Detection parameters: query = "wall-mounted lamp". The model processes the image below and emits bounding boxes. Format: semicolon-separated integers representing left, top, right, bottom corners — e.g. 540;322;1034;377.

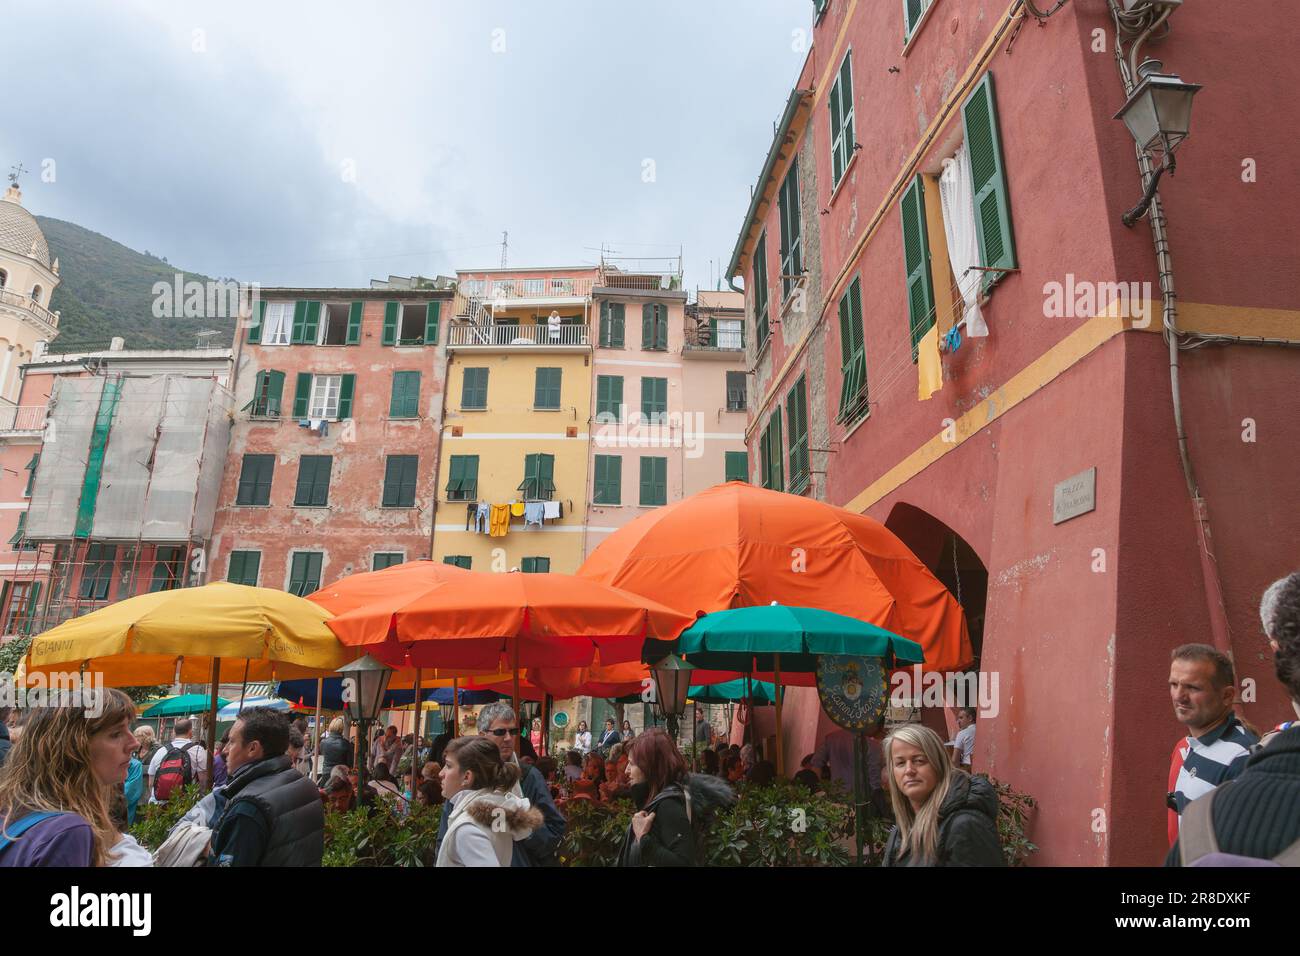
1114;59;1202;226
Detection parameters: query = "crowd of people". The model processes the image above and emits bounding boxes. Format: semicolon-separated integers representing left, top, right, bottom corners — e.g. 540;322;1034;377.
2;569;1299;868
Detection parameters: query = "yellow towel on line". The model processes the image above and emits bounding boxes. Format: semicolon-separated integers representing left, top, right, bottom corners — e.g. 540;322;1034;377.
917;325;943;401
489;504;511;537
509;501;526;518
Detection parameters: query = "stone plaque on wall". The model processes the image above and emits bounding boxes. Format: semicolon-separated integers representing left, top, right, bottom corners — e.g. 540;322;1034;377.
1053;467;1097;525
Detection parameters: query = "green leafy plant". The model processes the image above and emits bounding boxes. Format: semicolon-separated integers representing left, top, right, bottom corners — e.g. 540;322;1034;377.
130;782;204;852
323;803;443;867
704;780;854;867
980;774;1039;866
557;797;636;867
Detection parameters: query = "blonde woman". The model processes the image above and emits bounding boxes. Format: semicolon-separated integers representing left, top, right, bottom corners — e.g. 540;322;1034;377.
0;689;139;867
436;736;542;867
881;723;1004;867
317;715;354;785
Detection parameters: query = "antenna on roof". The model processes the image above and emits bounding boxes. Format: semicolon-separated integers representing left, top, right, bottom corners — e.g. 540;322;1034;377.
500;231;508;268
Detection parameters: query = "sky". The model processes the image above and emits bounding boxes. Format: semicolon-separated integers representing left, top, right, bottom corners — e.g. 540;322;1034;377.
4;1;814;293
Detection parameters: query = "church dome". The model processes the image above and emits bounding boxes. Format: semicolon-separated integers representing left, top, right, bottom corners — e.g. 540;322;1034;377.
0;186;52;269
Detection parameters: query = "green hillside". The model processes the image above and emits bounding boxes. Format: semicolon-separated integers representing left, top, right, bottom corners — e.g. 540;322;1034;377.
36;216;235;351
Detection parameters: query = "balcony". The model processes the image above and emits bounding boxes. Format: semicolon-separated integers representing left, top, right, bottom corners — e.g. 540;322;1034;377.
683;321;745;359
447;322;591;352
0;403;47;434
0;288;59;329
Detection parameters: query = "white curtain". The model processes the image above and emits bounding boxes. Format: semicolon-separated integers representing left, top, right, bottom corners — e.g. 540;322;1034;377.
939;141;987;337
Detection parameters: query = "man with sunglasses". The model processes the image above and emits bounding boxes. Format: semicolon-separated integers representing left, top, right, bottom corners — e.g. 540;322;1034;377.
433;701;565;866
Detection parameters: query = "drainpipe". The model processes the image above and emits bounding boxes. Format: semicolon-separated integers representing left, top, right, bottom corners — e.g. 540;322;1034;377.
1109;1;1232;658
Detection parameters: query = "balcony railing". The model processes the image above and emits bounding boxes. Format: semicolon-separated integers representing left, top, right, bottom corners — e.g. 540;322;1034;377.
0;288;58;327
0;404;47;433
448;323;590;348
684;323;745;351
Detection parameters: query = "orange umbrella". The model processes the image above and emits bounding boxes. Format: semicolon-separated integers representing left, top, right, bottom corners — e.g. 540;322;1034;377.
307;559;473;617
321;571;694;671
578;482;971;673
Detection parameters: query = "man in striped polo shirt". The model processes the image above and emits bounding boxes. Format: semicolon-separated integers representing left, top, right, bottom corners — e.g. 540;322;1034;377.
1166;643;1258;847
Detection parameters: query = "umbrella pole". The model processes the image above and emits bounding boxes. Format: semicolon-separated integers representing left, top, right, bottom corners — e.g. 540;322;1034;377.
205;657;221;794
853;731;867;866
512;641;521;716
773;653;785;778
237;658;250;715
412;668;423;778
745;671;753;748
313;678;323;782
452;678;460;737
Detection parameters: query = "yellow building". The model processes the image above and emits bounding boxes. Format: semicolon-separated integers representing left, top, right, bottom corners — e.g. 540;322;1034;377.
433;268;598;573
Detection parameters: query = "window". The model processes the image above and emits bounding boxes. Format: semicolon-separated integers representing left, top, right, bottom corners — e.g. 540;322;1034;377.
596;375;623;423
261;302;293;345
227;551;261;586
593;455;622;505
904;0;935;40
550;278;574;295
443;555;472;569
814;0;830;18
382;455;419;508
901;176;936;361
716;318;744;350
599;302;626;347
23;453;38;497
778;164;803;298
753;233;770;349
534;368;562;410
725;451;748;483
641;303;669;351
249;370;285;417
288;552;323;596
726;372;747;412
383;301;440;345
461;367;489;410
8;512;37;551
294;455;333;507
149;546;185;592
446;455;479;501
30;285;43;305
0;268;7;289
461;279;486;297
837;276;870;423
523;278;545;295
318;302;359;346
829;52;856;188
3;581;41;636
236;454;275;505
292;373;355;420
390;371;421;418
787;377;810;494
521;557;551;574
518;453;555;501
639;456;667;506
80;543;117;601
290;301;321;344
641;377;667;424
962;73;1017;292
373;552;404;571
759;409;784;491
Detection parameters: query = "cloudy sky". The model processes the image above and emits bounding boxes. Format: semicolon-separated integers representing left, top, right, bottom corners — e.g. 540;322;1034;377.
5;1;813;292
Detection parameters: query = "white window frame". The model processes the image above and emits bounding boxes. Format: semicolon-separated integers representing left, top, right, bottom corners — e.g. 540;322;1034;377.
317;302;352;346
523;278;544;295
717;318;744;350
263;302;293;346
462;279;486;297
550;277;574;294
309;374;342;420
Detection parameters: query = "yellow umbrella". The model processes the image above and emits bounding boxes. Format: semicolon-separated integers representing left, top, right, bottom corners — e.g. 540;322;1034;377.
22;582;350;686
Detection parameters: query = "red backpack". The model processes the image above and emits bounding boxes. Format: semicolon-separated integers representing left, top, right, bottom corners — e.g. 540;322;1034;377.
153;741;198;802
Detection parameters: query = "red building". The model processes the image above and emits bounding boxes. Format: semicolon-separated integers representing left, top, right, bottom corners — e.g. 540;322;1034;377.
210;284;453;595
728;0;1300;864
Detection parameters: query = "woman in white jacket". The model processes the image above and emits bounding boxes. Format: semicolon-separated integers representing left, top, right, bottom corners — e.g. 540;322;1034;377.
436;737;543;867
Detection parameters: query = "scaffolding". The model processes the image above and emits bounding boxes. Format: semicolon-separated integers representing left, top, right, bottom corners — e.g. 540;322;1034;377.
3;370;232;638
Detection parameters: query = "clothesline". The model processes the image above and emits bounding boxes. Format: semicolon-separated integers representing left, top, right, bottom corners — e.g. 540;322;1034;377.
464;499;565;536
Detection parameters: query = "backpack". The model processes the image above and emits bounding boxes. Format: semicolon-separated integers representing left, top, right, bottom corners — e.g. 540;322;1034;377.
681;773;737;864
1181;785;1300;866
153;741;199;802
0;811;66;858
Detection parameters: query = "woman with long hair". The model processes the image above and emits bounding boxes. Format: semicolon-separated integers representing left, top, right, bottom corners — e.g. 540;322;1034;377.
574;720;592;755
881;724;1004;867
0;688;138;867
617;728;695;867
436;737;542;867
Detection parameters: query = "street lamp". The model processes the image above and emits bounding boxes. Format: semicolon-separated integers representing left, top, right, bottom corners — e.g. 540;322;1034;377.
1114;60;1202;226
650;655;695;741
337;654;392;805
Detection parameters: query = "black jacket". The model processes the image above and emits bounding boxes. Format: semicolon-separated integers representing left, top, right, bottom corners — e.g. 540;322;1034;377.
317;733;354;784
210;755;324;866
883;773;1005;867
0;723;10;769
617;782;695;867
1166;726;1300;865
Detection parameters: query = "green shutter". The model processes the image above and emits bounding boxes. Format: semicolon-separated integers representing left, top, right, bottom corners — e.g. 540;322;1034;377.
963;72;1017;291
597;376;623;422
228;551;260;586
787;378;809;494
346;301;363;345
293;373;312;418
611;303;625;347
725;451;748;483
904;0;927;38
763;409;784;492
21;581;41;633
424;301;440;344
642;303;653;349
267;370;285;417
753;234;770;348
302;301;321;344
594;455;622;505
901;176;935;361
462;368;488;409
535;368;561;409
290;301;308;344
9;511;26;547
837;278;868;423
338;374;356;419
390;371;420;418
248;300;267;344
382;301;399;346
830;66;844;187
